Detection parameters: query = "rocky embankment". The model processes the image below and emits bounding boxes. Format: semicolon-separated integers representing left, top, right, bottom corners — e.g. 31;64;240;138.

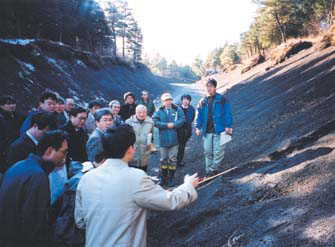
0;39;172;110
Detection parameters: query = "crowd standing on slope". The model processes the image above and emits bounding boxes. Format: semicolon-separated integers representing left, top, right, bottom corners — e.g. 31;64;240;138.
0;78;233;247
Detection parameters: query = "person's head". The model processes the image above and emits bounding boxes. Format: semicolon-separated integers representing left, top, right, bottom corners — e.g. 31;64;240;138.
55;97;65;113
39;91;57;112
124;92;135;105
161;93;173;108
109;100;121;115
141;91;149;101
181;94;192;107
102;124;136;162
37;130;69;167
94;108;113;131
29;112;57;140
65;98;75;112
206;79;217;96
69;107;87;128
88;100;103;114
135;105;147;121
0;95;16;112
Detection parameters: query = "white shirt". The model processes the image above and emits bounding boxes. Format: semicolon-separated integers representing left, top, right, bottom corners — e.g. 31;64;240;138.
26;130;38;145
75;159;197;247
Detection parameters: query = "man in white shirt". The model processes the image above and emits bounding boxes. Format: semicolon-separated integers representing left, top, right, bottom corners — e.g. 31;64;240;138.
75;124;199;247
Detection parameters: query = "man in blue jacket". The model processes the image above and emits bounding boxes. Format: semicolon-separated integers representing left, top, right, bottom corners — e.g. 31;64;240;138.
195;79;233;176
153;93;185;187
0;130;69;247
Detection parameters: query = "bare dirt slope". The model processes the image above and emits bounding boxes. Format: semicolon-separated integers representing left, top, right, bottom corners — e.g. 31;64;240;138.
147;46;335;246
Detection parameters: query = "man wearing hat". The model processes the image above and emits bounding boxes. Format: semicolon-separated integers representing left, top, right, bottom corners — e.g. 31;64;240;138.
153;93;185;187
195;79;233;177
120;92;137;121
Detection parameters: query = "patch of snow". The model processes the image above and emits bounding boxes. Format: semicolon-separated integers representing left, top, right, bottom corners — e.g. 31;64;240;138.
0;39;35;46
22;62;35;72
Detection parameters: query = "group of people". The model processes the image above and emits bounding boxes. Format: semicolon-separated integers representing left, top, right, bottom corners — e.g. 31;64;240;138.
0;78;233;247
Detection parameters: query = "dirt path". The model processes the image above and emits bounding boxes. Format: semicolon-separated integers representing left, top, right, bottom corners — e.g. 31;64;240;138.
147;47;335;247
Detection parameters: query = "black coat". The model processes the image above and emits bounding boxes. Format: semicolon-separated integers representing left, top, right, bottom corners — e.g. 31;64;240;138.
56;112;68;128
120;103;137;121
0;109;24;173
61;121;88;163
0;154;54;246
6;133;38;171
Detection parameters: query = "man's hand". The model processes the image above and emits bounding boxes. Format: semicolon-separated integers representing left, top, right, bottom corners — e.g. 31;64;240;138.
167;122;174;128
184;173;200;188
225;128;233;135
195;128;201;136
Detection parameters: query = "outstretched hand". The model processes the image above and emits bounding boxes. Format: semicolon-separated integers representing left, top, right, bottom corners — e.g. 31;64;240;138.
184;173;200;188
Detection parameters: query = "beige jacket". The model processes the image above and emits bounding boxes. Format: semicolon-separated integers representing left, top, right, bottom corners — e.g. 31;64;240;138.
126;116;154;167
75;159;197;247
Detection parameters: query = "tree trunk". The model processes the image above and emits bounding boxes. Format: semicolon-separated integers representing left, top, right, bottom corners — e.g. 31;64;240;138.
273;11;287;43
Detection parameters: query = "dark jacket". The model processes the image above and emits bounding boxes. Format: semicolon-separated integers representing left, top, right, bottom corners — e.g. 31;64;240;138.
54;162;90;246
195;93;233;136
57;112;68;128
153;104;185;147
20;109;57;135
6;133;38;171
177;104;196;142
0;154;54;246
86;128;104;162
138;98;156;117
61;121;88;163
0;108;23;173
120;103;137;121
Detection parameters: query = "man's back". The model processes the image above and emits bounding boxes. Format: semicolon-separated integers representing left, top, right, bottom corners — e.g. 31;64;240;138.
75;158;197;247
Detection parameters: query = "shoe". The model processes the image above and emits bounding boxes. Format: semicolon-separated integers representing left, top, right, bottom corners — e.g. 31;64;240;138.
166;169;175;187
177;161;185;167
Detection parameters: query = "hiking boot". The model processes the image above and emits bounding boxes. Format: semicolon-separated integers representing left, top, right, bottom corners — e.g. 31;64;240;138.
177;161;185;167
166;170;175;187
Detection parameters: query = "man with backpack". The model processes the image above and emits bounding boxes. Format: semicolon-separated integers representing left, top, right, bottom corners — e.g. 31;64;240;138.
195;79;233;177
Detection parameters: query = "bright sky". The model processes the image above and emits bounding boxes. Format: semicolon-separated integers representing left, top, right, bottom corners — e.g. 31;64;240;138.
100;0;257;65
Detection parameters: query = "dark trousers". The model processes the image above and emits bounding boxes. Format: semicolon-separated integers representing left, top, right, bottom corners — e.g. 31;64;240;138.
177;138;190;165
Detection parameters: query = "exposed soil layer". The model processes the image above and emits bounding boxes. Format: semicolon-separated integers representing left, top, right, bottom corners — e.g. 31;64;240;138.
147;46;335;247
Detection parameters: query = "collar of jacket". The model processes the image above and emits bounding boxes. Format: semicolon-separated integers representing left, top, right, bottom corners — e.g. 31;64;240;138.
204;93;220;103
159;103;178;111
28;153;55;174
129;115;152;124
104;158;129;169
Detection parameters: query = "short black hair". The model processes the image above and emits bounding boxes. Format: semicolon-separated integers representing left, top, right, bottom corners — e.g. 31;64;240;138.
0;95;16;105
39;90;58;103
206;79;217;88
88;100;103;109
69;106;87;117
37;130;69;156
94;151;106;164
57;97;65;104
94;108;112;122
181;94;192;102
30;112;57;130
102;124;136;159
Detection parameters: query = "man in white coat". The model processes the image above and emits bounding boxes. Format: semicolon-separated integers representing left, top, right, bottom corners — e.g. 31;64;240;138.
75;124;199;247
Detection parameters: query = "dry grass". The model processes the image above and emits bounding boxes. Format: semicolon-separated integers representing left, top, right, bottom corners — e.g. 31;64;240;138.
315;25;335;51
270;40;313;66
241;54;265;74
